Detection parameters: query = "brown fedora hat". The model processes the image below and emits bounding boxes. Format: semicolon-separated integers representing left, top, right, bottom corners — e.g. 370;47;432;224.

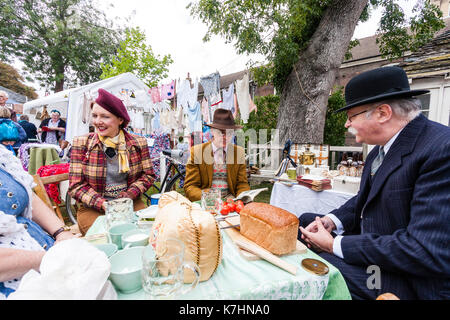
206;108;242;130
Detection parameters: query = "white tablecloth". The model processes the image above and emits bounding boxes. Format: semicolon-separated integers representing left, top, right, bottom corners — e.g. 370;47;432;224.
270;182;355;218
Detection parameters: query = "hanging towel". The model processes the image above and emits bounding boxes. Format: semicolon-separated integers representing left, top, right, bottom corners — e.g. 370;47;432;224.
150;87;162;104
235;73;250;123
160;80;175;100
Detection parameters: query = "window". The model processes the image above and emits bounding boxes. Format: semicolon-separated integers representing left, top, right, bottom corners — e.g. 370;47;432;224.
417;94;431;118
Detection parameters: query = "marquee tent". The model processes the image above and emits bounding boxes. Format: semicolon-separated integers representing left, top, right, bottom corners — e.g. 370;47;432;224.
23;73;151;143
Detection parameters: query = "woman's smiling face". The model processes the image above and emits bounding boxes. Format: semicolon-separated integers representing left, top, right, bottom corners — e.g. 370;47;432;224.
91;103;124;138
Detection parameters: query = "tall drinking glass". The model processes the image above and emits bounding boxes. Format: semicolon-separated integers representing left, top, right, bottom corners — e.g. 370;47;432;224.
201;188;222;214
141;238;200;299
105;198;134;230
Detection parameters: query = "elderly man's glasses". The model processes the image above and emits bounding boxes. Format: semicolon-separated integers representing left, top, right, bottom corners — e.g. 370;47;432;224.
347;109;370;123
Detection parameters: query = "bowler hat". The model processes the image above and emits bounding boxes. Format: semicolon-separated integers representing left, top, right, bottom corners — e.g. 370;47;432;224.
336;66;429;113
93;89;130;126
206;108;242;130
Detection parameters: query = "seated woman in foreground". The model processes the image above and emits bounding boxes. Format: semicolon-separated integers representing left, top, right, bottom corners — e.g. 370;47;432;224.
68;89;156;235
183;108;250;202
0;144;75;299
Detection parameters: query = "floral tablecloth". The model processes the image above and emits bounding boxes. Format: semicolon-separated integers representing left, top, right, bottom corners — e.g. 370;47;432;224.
86;216;351;300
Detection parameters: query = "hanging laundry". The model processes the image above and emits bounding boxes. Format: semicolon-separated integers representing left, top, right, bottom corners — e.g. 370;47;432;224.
150;86;162;104
221;83;235;114
249;93;257;114
176;78;199;113
147;130;171;180
133;109;145;130
201;97;210;124
82;93;94;124
235;72;250;123
209;92;223;122
186;79;199;110
200;71;220;100
160;80;175;100
175;106;185;134
151;112;161;131
233;93;239;119
187;101;202;133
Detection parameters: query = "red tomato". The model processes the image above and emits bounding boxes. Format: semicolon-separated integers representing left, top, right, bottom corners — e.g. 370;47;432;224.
236;200;244;206
228;202;236;212
220;204;230;215
235;203;245;213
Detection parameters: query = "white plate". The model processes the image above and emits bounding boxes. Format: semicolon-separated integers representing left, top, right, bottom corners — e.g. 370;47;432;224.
135;205;159;219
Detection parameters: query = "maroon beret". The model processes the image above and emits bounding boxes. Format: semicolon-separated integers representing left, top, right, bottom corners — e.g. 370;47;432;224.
94;88;130;127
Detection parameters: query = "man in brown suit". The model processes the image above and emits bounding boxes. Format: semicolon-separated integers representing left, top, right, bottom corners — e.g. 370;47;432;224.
184;108;250;202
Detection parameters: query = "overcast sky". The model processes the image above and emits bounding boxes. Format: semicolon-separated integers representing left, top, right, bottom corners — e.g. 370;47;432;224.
21;0;418;97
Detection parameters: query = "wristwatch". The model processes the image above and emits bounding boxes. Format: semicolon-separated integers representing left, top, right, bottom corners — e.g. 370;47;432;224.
52;226;71;239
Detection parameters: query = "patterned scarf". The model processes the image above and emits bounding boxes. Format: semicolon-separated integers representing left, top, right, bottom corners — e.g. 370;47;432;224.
98;130;130;173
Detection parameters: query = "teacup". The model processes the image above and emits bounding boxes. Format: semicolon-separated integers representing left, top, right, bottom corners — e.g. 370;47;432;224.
109;246;145;294
121;229;149;249
94;243;118;258
108;223;137;249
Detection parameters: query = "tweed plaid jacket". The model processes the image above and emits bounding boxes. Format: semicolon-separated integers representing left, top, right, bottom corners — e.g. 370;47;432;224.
69;131;155;211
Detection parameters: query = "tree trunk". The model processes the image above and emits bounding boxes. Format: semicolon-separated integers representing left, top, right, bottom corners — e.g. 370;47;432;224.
54;64;65;92
276;0;368;145
55;79;64;93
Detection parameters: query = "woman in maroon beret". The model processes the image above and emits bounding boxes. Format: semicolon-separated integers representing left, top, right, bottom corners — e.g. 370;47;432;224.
68;89;156;235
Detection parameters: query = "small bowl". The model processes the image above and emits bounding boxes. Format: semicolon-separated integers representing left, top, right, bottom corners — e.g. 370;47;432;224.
109;246;145;294
108;223;137;249
94;243;118;258
121;229;149;249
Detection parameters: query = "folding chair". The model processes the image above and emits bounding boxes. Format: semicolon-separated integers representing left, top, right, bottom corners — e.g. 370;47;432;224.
32;173;69;222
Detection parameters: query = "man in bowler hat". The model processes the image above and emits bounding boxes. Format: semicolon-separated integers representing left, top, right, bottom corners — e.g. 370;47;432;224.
299;66;450;299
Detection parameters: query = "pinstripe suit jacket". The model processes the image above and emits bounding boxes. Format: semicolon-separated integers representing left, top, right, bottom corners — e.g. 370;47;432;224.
69;131;155;211
331;114;450;299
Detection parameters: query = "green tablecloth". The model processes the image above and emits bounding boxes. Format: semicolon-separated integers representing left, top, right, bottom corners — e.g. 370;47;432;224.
86;216;351;300
28;147;61;175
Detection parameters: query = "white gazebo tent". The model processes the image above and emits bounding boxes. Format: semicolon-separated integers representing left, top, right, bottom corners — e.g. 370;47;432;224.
23;73;151;143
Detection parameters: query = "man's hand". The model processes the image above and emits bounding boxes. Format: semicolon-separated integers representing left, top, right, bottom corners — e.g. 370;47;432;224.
302;215;336;234
299;217;335;253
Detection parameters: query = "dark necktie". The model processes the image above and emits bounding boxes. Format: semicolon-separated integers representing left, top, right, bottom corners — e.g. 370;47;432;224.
371;146;385;176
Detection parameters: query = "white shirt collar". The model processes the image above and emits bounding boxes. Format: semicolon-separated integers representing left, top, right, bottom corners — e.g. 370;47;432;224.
211;142;226;154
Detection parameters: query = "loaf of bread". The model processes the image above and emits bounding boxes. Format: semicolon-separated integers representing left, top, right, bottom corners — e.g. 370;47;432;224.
239;202;299;255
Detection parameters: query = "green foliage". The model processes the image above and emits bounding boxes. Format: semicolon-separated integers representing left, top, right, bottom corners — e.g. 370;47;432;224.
242;94;280;139
0;61;38;99
189;0;445;89
323;87;347;146
375;0;445;60
188;0;329;92
100;27;173;88
0;0;123;91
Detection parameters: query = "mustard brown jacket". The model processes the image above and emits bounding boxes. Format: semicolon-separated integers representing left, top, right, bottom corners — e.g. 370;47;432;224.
183;141;250;202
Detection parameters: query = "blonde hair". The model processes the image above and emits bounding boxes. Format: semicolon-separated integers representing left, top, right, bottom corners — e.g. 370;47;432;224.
0;106;11;119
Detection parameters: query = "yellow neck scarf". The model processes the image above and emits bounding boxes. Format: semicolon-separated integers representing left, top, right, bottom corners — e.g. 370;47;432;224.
98;130;130;173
